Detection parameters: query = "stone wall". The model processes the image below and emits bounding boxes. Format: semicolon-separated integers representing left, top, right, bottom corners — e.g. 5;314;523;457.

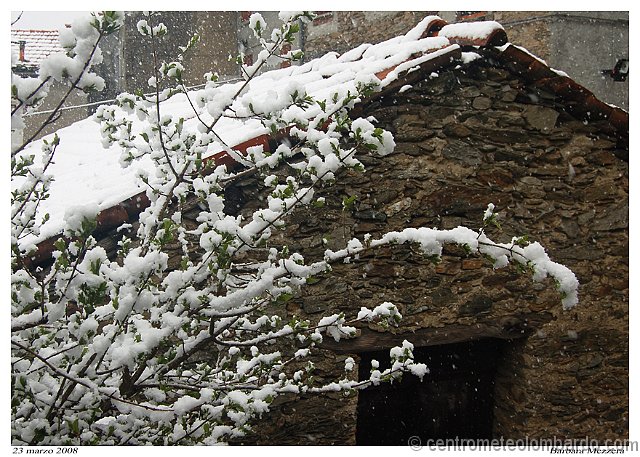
304;11;629;110
220;59;628;443
20;80;89;142
304;12;428;60
547;13;629;111
492;12;629;110
119;12;239;93
492;12;552;62
238;11;303;73
88;50;628;444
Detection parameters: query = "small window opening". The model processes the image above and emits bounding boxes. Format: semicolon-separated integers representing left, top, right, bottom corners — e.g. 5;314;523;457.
356;338;504;445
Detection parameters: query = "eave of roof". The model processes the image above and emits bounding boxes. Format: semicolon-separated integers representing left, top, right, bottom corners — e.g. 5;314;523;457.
490;44;628;134
17;16;629;270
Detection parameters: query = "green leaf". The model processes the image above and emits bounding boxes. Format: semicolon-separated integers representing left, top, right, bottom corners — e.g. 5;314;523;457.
54;238;67;252
80;216;97;236
276;293;293;305
68;418;80;436
33;428;46;443
342;195;357;210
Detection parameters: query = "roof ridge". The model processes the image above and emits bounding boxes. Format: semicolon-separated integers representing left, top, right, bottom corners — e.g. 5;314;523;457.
12;29;60;33
14;15;628;270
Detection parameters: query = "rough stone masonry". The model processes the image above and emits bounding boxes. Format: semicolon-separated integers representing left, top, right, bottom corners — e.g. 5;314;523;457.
87;51;627;445
219;58;628;444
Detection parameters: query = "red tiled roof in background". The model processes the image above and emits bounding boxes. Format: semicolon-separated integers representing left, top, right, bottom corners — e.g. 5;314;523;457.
19;16;629;270
11;29;63;68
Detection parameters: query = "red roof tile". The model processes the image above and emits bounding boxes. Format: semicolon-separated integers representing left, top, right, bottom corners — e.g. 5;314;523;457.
11;29;63;68
17;16;628;270
493;44;628;132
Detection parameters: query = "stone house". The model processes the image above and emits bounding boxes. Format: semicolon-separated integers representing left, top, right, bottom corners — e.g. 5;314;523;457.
95;12;241;102
97;11;628;111
232;25;629;445
10;11;629;146
11;29;89;142
21;16;628;445
303;11;629;110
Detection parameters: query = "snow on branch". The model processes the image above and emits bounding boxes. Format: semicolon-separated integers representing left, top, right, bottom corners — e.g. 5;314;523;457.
10;12;579;445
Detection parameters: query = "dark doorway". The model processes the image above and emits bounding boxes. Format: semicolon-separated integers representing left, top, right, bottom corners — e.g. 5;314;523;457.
355;338;504;445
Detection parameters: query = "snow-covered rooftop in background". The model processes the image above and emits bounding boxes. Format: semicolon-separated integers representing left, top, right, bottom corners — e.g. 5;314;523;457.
16;15;626;254
11;30;64;68
15;15;469;247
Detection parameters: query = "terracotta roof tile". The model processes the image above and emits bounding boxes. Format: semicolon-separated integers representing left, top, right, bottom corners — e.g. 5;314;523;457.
491;44;628;135
420;18;448;38
437;21;508;46
15;16;628;269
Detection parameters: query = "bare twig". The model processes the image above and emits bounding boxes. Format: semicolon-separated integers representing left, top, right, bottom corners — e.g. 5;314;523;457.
12;11;24;26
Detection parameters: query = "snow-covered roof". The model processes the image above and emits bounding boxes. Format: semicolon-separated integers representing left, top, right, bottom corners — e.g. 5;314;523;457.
15;16;628;266
11;29;64;68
